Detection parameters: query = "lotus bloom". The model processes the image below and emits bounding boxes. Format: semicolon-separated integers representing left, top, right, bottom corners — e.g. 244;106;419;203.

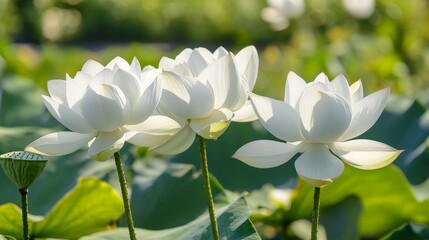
234;72;402;187
261;0;305;31
26;57;180;161
342;0;375;19
149;46;259;154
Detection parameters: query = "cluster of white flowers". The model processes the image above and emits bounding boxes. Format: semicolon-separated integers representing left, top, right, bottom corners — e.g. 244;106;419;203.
26;46;258;159
26;45;400;186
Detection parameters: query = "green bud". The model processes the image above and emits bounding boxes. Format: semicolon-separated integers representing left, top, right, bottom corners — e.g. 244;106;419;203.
0;151;47;189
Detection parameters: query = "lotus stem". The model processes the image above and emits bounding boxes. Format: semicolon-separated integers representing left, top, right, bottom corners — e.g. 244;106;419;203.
311;187;321;240
198;136;220;240
19;188;29;240
114;151;137;240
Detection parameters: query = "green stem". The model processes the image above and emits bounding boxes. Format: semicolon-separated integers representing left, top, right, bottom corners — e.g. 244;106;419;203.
114;151;137;240
311;187;321;240
19;188;29;240
198;136;220;240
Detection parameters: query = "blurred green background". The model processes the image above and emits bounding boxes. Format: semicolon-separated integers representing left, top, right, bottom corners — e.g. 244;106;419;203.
1;0;429;97
1;0;429;239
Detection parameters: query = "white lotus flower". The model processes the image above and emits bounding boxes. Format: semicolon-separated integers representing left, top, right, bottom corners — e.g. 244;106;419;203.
261;0;305;31
342;0;375;19
26;57;180;161
150;46;259;155
233;72;402;187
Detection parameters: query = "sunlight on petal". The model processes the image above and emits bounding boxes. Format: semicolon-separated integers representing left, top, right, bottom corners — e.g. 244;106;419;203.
295;144;344;187
233;140;303;168
25;132;95;156
299;87;352;143
330;139;402;170
190;108;233;139
251;94;303;142
151;125;196;155
340;88;389;141
88;129;125;161
232;100;258;122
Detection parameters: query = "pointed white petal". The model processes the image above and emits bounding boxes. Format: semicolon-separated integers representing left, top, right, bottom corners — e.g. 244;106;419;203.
142;65;155;72
314;72;329;84
187;48;214;76
125;115;181;147
213;46;228;59
330;139;402;170
151;125;196;155
340;88;390;141
42;96;94;133
235;45;259;91
25;132;95;156
81;59;104;75
128;70;162;124
88;130;125;161
66;71;92;110
199;53;247;110
80;83;130;132
299;85;352;143
47;80;67;104
190;108;233;139
295;144;344;187
91;68;114;85
233;140;302;168
350;80;363;104
159;57;178;70
158;71;214;119
106;56;130;70
159;57;193;77
330;75;351;103
232;100;258;122
175;48;193;63
251;93;303;142
112;68;142;106
130;57;142;78
284;71;307;108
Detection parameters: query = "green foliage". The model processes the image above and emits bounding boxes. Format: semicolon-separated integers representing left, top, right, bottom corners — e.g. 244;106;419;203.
247;165;429;239
131;159;229;229
382;223;429;240
0;235;16;240
0;177;123;239
82;197;260;240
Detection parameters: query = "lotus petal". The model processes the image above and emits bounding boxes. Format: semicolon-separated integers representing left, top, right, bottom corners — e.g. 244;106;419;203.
199;53;246;111
25;132;95;156
42;96;94;133
251;93;303;142
299;85;352;143
81;59;104;76
284;71;307;108
158;71;214;119
295;144;344;187
88;130;125;161
235;45;259;91
330;139;402;170
125;115;181;147
190;108;233;139
233;140;302;168
80;83;130;132
151;125;196;155
340;88;389;141
232;100;258;122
